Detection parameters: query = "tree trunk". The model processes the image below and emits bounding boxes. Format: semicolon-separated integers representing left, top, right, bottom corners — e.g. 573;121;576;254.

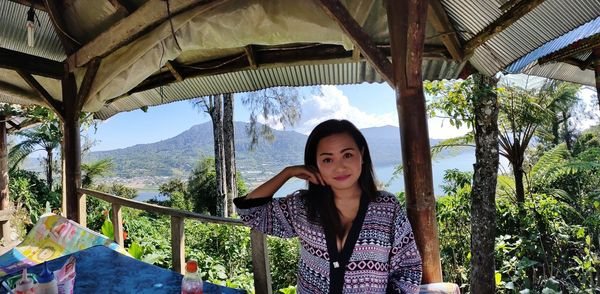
223;93;236;217
209;95;227;217
551;119;560;146
562;111;572;151
513;160;525;204
470;73;499;294
46;148;53;189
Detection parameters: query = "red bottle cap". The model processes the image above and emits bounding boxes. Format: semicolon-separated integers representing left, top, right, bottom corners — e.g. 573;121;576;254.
185;260;198;273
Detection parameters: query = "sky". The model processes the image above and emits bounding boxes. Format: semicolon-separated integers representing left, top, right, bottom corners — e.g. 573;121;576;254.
88;75;599;152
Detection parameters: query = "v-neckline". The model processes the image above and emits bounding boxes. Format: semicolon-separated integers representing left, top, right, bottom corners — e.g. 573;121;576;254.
324;193;369;293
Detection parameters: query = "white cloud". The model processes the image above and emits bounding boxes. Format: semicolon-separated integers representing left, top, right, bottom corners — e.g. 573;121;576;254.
293;86;397;134
255;85;473;139
428;117;471;139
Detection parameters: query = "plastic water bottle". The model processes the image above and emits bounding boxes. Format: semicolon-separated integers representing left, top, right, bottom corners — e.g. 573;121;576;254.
181;260;203;294
37;262;58;294
14;268;36;294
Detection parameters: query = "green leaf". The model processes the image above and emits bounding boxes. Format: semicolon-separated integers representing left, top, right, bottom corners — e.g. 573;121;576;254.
495;272;502;286
101;218;114;240
586;235;591;245
576;227;585;239
128;242;144;260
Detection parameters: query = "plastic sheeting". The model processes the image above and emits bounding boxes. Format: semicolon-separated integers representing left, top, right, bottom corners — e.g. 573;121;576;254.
83;0;354;113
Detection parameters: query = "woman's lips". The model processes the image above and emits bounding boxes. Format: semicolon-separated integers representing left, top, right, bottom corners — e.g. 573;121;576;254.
333;175;351;181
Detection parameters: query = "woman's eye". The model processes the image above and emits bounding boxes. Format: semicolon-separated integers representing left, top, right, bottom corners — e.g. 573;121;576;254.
343;153;353;159
322;158;332;163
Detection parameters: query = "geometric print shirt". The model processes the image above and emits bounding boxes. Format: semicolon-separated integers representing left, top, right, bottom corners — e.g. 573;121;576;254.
233;190;422;294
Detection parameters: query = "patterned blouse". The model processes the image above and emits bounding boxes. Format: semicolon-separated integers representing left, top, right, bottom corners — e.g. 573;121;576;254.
234;190;422;294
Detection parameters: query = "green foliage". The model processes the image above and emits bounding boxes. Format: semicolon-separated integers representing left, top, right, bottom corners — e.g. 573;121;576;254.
101;218;114;240
436;169;472;289
8;169;60;225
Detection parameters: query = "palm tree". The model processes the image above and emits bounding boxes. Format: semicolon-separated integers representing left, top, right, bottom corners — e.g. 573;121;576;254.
81;159;114;188
9;122;62;188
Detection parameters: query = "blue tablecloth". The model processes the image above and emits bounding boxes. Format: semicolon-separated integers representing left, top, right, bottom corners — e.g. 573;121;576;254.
1;245;246;293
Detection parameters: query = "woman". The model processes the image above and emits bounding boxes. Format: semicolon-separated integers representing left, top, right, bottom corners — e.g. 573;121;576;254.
234;119;422;293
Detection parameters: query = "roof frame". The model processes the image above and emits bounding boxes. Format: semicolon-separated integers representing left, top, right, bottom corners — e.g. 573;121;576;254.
0;48;64;79
129;43;452;94
538;34;600;68
67;0;227;69
315;0;393;86
464;0;546;56
16;71;64;119
43;0;80;55
427;0;463;60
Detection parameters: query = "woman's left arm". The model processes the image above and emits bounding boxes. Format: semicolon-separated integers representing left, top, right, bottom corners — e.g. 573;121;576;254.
387;207;423;293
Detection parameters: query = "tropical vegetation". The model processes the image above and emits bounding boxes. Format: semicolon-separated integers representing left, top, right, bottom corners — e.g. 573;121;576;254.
4;79;599;293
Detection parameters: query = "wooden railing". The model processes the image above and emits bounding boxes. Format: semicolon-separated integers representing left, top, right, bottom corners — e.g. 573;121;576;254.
79;188;273;294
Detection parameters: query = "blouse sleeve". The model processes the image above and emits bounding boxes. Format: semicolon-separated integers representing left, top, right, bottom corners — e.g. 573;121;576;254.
387;205;423;293
233;193;301;238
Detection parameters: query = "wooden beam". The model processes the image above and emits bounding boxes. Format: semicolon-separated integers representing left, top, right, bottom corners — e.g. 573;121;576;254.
171;216;185;274
109;0;137;15
17;71;64;118
315;0;393;86
428;0;463;60
464;0;546;56
0;48;64;79
6;0;46;11
250;229;272;294
63;72;84;225
112;203;124;247
76;58;102;111
244;45;258;69
538;34;600;66
0;114;10;241
131;43;451;94
43;0;80;55
68;0;226;69
165;61;184;82
387;0;443;284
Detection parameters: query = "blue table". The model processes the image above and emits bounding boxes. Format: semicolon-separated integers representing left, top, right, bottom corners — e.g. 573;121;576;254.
1;245;246;294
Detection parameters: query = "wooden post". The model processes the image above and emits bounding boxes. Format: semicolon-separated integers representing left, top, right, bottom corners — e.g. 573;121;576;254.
250;229;272;294
112;203;124;247
171;216;185;274
386;0;443;283
0;114;10;241
62;72;85;226
594;47;600;112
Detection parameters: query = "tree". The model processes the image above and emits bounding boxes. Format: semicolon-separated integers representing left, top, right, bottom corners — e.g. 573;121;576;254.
9;120;62;188
241;87;302;149
81;159;113;188
192;95;227;216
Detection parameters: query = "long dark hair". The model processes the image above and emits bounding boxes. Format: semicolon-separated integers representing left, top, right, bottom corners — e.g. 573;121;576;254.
302;119;378;238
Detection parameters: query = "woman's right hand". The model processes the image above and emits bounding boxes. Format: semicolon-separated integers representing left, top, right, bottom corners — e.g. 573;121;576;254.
284;165;326;186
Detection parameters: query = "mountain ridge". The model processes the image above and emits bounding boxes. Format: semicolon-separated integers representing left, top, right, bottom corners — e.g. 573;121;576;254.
84;122;443;180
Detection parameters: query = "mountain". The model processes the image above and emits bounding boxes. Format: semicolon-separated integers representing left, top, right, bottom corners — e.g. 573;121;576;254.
85;122;442;181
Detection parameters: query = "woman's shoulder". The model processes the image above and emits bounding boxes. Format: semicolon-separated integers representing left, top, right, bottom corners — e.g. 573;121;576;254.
373;190;401;204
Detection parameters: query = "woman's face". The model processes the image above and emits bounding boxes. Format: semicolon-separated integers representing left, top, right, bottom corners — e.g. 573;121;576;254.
315;133;363;194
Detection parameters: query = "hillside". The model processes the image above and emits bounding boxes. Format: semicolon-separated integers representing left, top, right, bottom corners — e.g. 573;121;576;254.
85;122;443;184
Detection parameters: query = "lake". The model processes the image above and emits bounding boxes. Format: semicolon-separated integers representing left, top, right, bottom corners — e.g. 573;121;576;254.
134;152;510;202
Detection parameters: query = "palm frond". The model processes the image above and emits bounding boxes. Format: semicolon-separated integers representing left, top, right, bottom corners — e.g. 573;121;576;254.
430;132;475;159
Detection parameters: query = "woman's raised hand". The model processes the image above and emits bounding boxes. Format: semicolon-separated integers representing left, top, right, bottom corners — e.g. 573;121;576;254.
284;165;325;186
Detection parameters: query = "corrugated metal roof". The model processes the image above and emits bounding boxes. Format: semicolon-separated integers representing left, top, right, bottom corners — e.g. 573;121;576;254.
0;1;65;61
94;58;463;119
506;16;600;73
441;0;600;78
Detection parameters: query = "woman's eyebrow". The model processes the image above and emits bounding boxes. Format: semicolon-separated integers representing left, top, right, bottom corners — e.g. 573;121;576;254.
318;152;333;156
340;147;356;153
